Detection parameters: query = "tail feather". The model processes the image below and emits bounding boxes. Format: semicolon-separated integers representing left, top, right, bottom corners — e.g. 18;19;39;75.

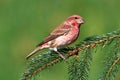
26;47;41;60
26;42;50;60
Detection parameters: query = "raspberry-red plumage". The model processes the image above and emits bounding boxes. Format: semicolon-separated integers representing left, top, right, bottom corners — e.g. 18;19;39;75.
26;14;84;59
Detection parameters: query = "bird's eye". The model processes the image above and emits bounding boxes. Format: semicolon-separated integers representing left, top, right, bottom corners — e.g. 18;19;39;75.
75;17;78;19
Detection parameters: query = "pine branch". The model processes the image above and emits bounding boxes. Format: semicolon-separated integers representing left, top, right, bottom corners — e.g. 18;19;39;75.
68;48;93;80
99;40;120;80
21;29;120;80
105;56;120;80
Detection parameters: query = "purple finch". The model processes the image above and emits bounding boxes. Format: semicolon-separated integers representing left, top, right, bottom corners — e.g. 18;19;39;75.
26;15;84;60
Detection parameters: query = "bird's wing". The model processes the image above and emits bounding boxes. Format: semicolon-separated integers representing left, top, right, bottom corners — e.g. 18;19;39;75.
37;23;72;46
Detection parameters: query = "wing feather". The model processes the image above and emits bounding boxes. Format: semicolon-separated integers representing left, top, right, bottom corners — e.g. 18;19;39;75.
37;23;72;46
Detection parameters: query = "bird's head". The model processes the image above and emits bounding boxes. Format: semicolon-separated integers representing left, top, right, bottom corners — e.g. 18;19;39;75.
66;15;84;27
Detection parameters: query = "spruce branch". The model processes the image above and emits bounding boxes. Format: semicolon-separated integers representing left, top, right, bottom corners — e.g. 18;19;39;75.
105;56;120;80
21;29;120;80
68;48;93;80
99;40;120;80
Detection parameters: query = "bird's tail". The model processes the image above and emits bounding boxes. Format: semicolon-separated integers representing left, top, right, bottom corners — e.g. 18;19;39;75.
26;47;42;60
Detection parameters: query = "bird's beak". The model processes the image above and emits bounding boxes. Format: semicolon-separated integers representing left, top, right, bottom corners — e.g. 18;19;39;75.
76;19;84;24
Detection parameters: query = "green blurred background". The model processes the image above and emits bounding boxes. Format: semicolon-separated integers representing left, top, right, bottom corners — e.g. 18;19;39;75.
0;0;120;80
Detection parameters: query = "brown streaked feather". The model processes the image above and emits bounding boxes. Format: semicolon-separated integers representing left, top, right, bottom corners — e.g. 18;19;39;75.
37;23;72;46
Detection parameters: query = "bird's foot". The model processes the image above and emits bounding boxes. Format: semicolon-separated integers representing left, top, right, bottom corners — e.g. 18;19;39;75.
55;51;69;63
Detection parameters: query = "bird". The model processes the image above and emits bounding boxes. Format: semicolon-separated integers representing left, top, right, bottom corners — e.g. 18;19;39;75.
26;14;84;60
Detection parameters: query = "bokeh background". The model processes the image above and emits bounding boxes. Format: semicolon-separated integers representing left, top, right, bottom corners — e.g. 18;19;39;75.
0;0;120;80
